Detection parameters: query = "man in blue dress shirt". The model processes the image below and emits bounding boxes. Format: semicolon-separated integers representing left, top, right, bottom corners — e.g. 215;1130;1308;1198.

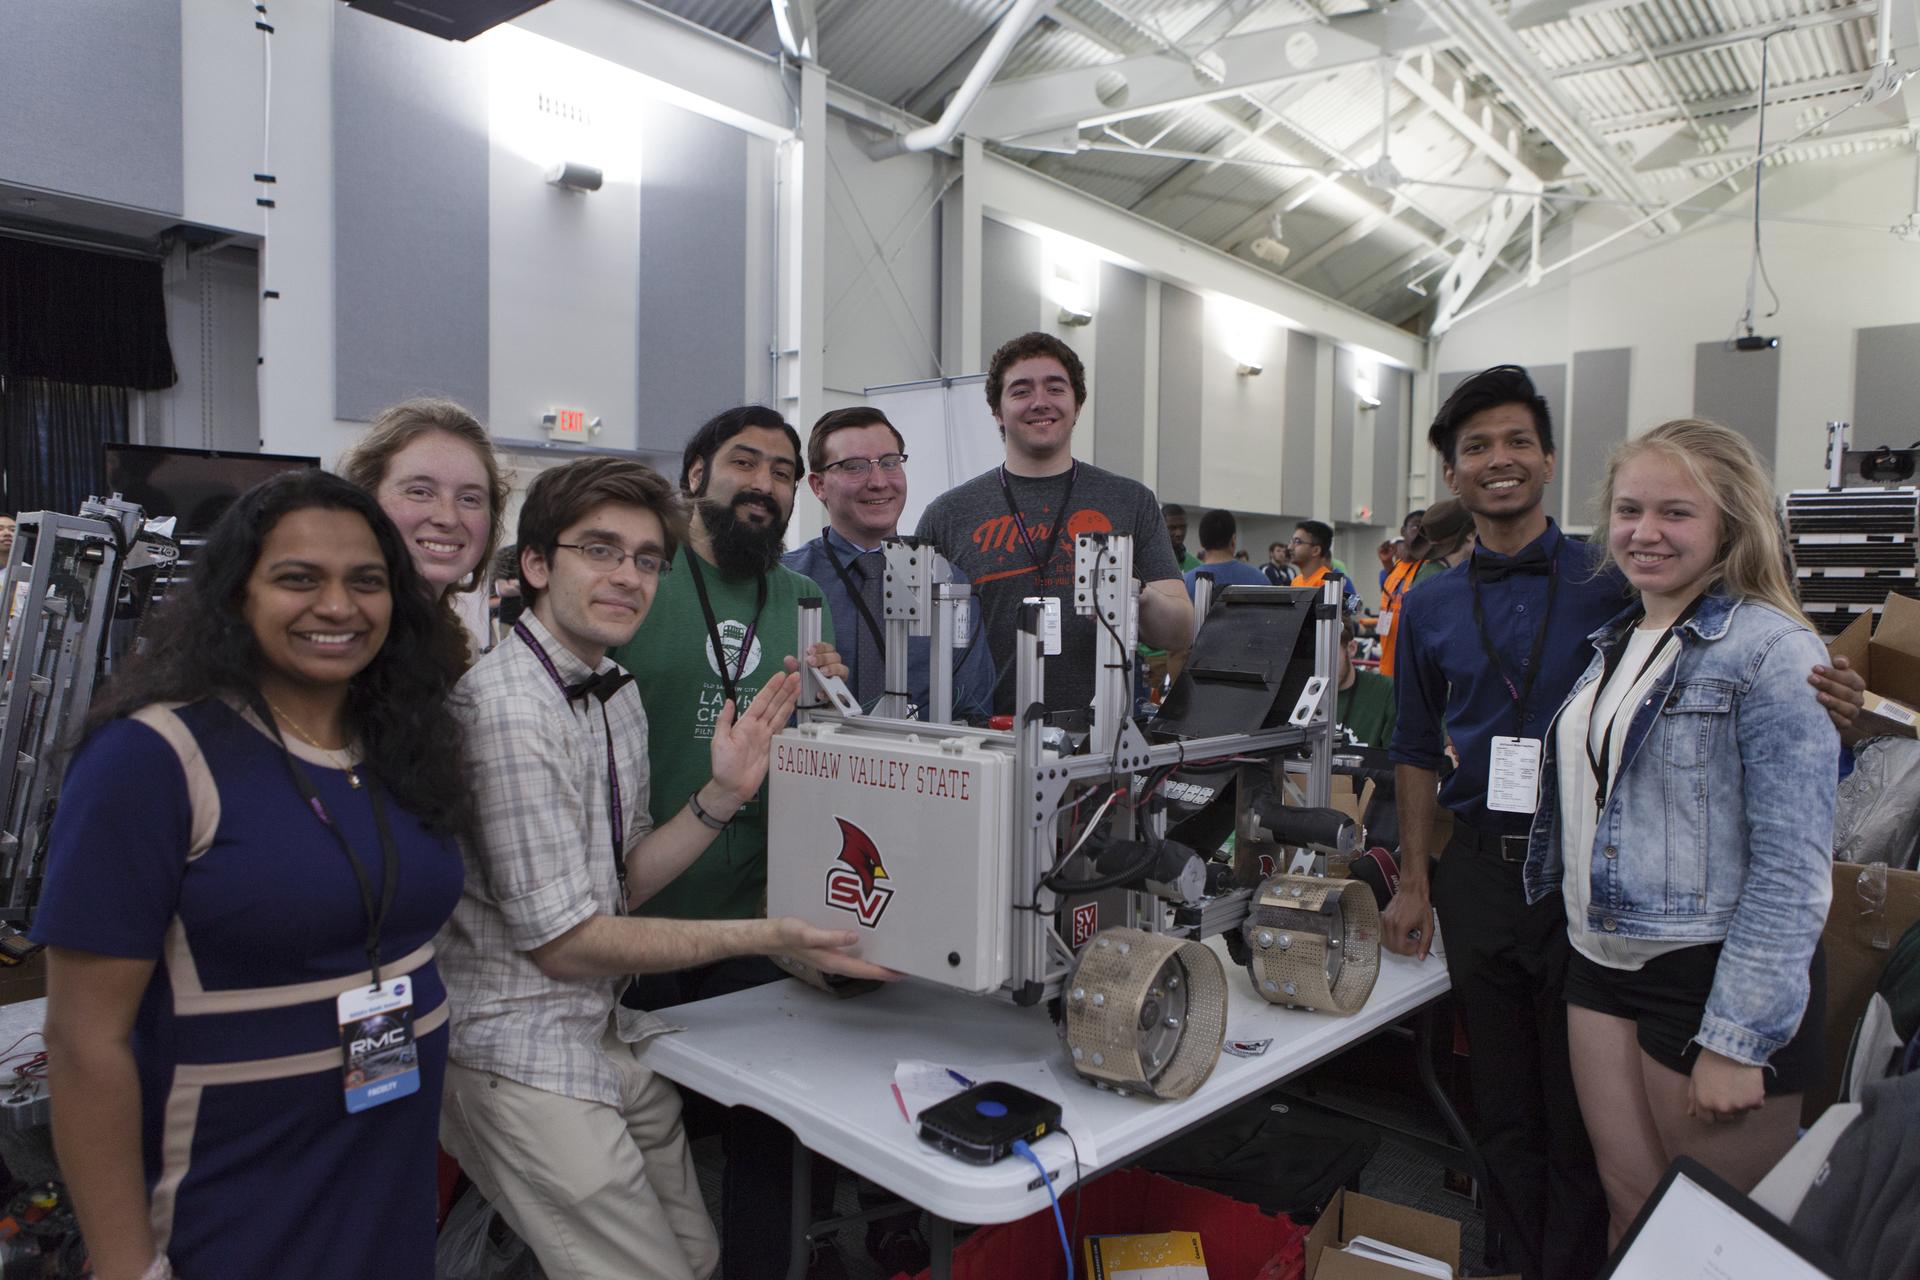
1386;366;1865;1280
784;407;995;724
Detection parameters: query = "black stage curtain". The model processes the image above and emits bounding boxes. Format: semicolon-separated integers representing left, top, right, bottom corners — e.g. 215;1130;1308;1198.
0;237;176;391
0;377;131;515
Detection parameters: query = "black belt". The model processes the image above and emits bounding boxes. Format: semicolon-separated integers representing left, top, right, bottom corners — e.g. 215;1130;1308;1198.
1449;820;1531;864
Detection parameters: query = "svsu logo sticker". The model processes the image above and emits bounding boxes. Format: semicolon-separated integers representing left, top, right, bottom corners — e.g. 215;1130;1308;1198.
1071;902;1098;948
825;818;895;928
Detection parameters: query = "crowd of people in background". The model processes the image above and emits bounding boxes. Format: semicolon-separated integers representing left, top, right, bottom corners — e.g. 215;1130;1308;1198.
20;340;1873;1280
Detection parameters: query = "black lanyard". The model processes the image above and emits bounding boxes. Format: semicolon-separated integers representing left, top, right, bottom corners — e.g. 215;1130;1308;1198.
1584;600;1699;810
515;622;628;907
996;464;1077;576
1467;547;1561;739
819;535;887;662
684;553;768;707
1384;558;1427;611
248;694;399;987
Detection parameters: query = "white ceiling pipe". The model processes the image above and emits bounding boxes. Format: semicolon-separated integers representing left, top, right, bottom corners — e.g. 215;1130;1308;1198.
867;0;1053;159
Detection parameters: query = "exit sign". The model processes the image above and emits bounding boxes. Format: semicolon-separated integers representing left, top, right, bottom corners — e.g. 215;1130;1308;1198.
542;409;598;444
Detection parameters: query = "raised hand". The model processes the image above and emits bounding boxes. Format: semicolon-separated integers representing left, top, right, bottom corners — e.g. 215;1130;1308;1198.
708;670;802;803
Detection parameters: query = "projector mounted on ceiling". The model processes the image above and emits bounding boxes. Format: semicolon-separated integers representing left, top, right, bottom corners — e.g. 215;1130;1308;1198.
343;0;551;41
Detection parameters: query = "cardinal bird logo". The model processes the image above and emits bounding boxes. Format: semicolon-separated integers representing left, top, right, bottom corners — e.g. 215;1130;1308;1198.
824;817;895;928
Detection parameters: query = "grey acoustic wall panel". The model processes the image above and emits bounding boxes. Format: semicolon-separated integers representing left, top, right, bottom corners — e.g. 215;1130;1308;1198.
0;1;182;215
1282;330;1318;516
636;102;751;451
1331;347;1356;519
1532;363;1566;527
1093;262;1148;479
981;219;1042;357
1373;367;1407;525
1434;364;1564;522
1156;285;1204;503
1568;348;1631;527
1855;324;1920;443
1694;341;1778;468
334;11;489;423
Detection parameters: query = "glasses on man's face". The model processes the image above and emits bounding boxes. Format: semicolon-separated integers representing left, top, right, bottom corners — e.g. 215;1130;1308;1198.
820;453;908;479
555;542;673;576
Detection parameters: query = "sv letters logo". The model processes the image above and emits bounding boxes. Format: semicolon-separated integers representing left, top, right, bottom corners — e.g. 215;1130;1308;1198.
1071;902;1099;948
824;817;895;928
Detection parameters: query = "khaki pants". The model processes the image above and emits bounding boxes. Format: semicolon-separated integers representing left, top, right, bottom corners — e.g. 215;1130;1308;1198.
440;1028;720;1280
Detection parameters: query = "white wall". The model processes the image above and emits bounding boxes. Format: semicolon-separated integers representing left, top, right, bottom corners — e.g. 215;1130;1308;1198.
483;27;644;452
1436;156;1920;494
178;3;789;482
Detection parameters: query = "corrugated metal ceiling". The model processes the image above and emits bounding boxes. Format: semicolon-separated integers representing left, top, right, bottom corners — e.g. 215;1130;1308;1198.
637;0;1909;327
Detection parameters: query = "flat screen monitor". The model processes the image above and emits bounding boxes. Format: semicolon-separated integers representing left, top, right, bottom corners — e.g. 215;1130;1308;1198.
103;444;319;536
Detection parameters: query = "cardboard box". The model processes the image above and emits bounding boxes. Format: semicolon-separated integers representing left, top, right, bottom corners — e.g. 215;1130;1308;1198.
1304;1189;1513;1280
1084;1230;1209;1279
1809;860;1920;1122
1826;594;1920;739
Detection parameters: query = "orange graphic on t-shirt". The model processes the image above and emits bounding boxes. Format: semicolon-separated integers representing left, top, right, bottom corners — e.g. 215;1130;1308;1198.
970;508;1115;585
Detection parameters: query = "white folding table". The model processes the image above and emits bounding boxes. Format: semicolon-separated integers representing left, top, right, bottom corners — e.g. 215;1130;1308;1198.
641;940;1468;1279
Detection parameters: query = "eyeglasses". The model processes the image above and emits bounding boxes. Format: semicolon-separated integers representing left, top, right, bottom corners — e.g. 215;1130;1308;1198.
820;453;909;479
555;542;673;576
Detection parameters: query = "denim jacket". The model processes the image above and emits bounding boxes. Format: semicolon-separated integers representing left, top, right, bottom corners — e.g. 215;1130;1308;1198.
1524;590;1837;1067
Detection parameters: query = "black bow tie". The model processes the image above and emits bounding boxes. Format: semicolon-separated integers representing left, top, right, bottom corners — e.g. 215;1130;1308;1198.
1473;544;1552;583
567;668;634;704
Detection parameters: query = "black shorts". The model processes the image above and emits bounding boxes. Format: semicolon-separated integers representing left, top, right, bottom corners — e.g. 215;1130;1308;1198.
1563;940;1825;1095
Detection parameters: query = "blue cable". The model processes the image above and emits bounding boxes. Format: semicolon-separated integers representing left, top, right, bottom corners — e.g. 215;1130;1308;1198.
1012;1138;1073;1280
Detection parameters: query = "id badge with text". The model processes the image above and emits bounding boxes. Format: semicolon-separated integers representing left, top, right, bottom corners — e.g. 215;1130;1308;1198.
1022;596;1063;656
337;977;419;1114
1487;736;1543;815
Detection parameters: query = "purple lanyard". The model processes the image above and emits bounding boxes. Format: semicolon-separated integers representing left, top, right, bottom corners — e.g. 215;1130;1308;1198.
516;622;627;906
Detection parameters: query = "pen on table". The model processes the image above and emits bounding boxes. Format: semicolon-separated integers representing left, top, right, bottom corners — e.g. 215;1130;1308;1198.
947;1069;976;1089
890;1082;910;1123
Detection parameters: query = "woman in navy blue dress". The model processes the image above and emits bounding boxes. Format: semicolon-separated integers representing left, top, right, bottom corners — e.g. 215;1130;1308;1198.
34;471;474;1280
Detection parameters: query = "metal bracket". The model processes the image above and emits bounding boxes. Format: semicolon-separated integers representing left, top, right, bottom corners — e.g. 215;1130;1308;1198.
814;671;864;717
1288;675;1330;727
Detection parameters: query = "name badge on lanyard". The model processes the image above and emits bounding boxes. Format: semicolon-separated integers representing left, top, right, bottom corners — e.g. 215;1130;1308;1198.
1487;735;1543;815
245;691;414;1114
1468;548;1559;816
338;978;420;1113
1023;596;1063;655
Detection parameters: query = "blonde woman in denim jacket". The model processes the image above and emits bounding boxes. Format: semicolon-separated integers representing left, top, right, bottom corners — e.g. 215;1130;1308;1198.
1523;419;1836;1245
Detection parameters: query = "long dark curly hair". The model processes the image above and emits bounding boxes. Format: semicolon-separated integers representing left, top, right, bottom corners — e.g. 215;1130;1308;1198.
88;470;476;839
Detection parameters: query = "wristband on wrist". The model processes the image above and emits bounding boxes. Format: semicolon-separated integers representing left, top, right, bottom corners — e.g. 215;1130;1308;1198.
687;789;732;831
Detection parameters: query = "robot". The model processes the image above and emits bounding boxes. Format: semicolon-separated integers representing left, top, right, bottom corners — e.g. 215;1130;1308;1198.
0;496;177;964
766;533;1384;1099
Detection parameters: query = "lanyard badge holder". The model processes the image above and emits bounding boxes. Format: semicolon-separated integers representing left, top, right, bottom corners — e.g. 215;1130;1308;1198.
1470;551;1560;816
247;693;418;1113
1000;465;1075;659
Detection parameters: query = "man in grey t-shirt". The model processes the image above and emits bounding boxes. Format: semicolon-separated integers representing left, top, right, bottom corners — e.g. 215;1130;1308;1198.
916;332;1190;716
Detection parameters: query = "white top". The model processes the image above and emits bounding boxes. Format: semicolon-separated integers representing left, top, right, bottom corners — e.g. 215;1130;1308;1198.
1557;625;1693;969
635;937;1450;1225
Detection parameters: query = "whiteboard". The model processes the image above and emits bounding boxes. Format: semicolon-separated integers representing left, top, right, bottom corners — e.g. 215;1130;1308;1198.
866;374;1004;535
